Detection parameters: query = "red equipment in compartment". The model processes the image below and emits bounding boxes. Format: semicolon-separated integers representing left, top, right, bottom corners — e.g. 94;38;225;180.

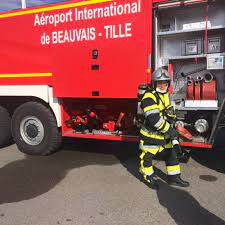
176;125;193;140
102;121;115;132
195;81;201;100
186;78;194;100
202;80;216;100
73;115;88;126
186;74;216;101
116;112;125;127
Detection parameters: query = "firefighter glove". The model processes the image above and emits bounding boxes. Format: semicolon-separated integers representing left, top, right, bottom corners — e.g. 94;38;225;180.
173;144;182;154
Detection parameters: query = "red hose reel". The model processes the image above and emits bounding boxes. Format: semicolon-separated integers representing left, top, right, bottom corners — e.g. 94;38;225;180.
187;79;194;100
186;74;216;100
202;80;216;100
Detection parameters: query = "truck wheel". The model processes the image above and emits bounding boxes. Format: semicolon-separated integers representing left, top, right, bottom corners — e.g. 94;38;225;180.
12;102;62;155
0;106;12;147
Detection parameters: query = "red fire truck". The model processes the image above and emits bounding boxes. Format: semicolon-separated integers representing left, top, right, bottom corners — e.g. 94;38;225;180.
0;0;224;155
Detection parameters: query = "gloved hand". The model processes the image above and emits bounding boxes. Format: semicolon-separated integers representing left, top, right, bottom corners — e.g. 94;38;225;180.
165;105;176;120
173;144;182;154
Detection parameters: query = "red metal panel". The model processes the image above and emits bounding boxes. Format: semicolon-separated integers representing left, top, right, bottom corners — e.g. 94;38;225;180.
168;63;173;94
63;132;139;141
0;0;153;98
180;142;213;149
62;132;214;148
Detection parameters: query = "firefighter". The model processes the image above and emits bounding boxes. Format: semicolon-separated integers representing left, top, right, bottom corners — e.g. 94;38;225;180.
139;68;189;190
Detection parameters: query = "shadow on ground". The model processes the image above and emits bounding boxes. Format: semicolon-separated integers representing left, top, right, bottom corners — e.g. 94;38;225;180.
155;169;225;225
115;142;225;225
190;128;225;174
190;149;225;174
0;139;224;225
0;138;121;204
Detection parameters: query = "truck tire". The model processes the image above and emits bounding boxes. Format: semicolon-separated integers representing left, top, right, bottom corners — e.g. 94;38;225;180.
0;106;12;147
12;102;62;155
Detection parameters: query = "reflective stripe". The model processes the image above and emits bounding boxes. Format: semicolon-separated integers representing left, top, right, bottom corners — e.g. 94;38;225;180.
142;92;173;122
142;127;150;132
142;92;157;102
139;143;160;154
141;166;154;176
158;142;173;152
167;104;175;110
143;104;159;113
143;175;151;183
139;152;154;176
140;152;145;170
167;114;177;118
0;0;111;18
157;118;165;130
156;92;171;116
140;146;158;155
161;122;170;133
167;165;181;175
158;145;165;153
167;113;176;118
140;128;165;140
167;170;181;175
139;144;159;150
154;117;164;128
166;105;176;118
164;141;173;149
158;92;170;107
0;73;52;78
144;108;160;117
165;94;170;106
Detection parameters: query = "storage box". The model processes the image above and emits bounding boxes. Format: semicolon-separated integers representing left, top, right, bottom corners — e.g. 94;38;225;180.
182;39;203;56
204;36;225;54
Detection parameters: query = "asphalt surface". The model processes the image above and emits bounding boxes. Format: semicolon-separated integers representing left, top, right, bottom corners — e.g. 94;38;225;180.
0;137;224;225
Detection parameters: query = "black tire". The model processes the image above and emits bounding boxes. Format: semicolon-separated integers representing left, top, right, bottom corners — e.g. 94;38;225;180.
0;106;12;147
12;102;62;155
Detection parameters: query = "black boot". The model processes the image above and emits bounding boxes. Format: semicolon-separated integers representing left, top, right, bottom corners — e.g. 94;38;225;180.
144;176;159;190
168;174;190;187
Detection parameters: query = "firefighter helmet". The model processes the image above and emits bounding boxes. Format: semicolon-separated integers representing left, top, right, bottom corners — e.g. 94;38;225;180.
152;68;171;83
151;68;171;92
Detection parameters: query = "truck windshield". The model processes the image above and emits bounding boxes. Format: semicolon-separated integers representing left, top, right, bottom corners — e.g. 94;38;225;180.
0;0;67;12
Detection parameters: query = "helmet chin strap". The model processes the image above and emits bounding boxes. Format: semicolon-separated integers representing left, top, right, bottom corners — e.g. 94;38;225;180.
156;87;168;94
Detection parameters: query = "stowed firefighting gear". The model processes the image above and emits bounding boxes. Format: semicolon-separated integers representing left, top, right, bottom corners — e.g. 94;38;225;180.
139;87;183;186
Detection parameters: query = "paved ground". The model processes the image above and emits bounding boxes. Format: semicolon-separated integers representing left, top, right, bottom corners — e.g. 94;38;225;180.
0;137;224;225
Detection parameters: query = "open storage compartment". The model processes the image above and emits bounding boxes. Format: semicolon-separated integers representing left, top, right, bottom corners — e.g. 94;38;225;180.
154;0;225;144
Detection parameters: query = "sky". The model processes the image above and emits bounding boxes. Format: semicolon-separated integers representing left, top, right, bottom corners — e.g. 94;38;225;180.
0;0;67;12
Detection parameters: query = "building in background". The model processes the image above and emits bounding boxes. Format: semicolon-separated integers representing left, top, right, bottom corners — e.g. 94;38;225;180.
0;0;67;12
